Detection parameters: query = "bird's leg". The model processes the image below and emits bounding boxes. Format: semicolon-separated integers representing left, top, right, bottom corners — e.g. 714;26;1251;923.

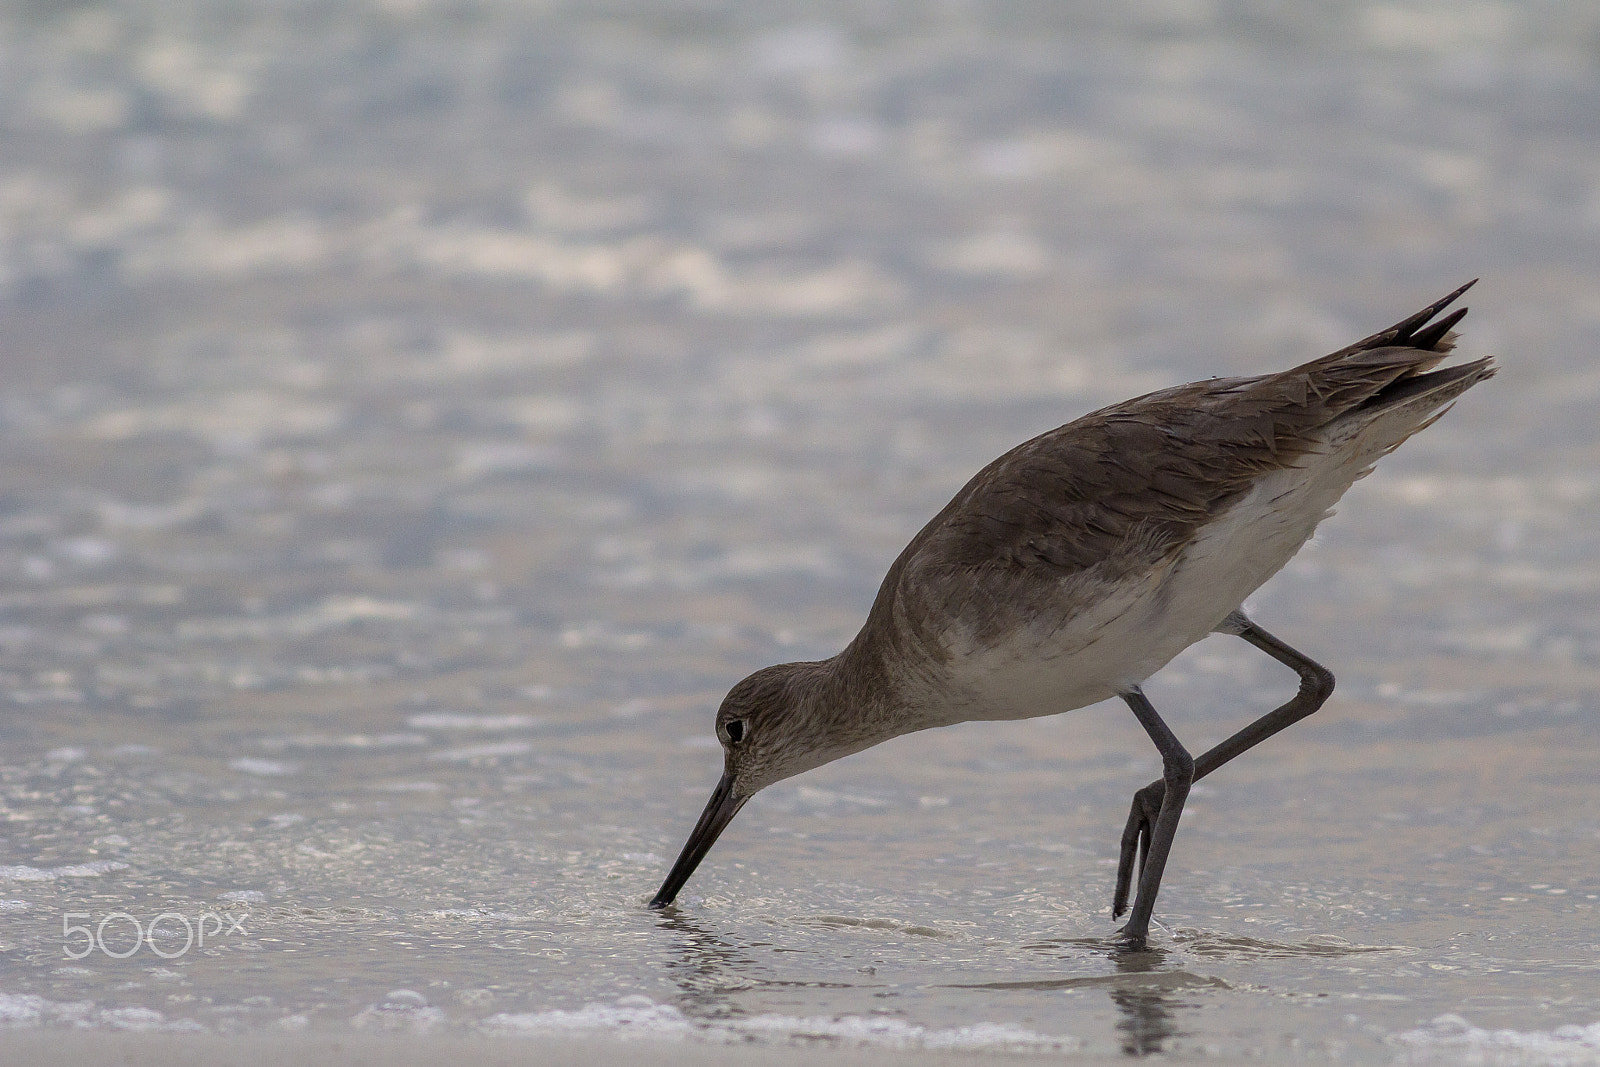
1112;611;1335;922
1113;687;1194;949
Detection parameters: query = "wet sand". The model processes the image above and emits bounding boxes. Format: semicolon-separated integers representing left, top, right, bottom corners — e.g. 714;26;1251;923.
1;1032;1135;1067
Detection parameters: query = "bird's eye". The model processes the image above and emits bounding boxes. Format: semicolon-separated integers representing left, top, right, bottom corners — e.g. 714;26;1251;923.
722;719;746;744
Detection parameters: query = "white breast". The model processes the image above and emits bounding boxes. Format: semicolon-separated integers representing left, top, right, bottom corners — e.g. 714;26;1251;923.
934;442;1362;726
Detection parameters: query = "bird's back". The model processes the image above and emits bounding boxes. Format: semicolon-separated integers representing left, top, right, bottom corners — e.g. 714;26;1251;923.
858;284;1494;724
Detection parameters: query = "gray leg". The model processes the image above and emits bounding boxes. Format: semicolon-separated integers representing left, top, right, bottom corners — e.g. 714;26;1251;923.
1112;611;1335;924
1114;686;1195;949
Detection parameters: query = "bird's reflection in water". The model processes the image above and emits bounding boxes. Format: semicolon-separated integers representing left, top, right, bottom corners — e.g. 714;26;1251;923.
651;908;763;1018
1108;944;1183;1057
651;911;1207;1054
942;934;1213;1056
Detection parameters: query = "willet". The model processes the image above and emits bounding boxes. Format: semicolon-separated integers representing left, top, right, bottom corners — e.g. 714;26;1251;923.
650;282;1494;948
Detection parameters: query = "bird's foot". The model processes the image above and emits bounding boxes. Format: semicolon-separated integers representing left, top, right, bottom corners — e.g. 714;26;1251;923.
1111;922;1144;942
1111;916;1173;954
1111;779;1166;918
1110;923;1150;953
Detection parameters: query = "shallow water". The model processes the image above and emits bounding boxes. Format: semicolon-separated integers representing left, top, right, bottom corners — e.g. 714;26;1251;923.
2;1;1599;1061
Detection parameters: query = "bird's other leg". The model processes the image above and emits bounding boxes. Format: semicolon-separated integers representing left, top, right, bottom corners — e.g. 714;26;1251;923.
1112;611;1335;921
1113;687;1194;949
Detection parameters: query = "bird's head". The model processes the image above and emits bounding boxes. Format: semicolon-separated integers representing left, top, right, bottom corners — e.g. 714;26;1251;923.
650;660;848;908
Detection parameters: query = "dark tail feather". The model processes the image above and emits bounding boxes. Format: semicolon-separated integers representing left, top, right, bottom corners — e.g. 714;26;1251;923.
1336;353;1496;463
1375;279;1477;351
1326;279;1478;365
1360;354;1496;417
1409;305;1469;353
1277;283;1492;428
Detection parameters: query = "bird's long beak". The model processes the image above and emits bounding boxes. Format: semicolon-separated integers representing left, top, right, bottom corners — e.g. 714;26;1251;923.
650;771;747;909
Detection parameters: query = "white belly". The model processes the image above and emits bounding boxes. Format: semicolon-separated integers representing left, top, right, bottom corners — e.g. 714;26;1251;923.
933;447;1357;725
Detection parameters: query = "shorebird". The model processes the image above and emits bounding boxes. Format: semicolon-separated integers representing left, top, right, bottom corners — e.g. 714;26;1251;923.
650;283;1494;948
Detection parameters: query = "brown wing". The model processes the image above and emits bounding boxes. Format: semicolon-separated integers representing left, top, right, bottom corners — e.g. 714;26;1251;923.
899;281;1481;584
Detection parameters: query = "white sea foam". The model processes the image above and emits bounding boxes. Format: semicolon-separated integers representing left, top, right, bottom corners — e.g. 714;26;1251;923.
352;990;448;1034
0;991;202;1032
0;994;48;1027
481;995;1077;1052
1393;1014;1600;1064
218;889;267;903
0;861;128;881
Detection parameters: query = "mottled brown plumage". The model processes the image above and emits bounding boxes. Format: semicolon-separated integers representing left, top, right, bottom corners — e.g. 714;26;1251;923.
898;283;1479;608
652;282;1495;949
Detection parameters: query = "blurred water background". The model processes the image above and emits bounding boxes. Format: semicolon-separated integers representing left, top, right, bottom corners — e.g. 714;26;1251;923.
1;0;1598;1060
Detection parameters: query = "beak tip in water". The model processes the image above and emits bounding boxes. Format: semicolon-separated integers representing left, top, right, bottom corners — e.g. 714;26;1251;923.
649;771;745;912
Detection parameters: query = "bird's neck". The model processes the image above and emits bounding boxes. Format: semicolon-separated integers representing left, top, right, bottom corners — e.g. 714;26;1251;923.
794;623;940;755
